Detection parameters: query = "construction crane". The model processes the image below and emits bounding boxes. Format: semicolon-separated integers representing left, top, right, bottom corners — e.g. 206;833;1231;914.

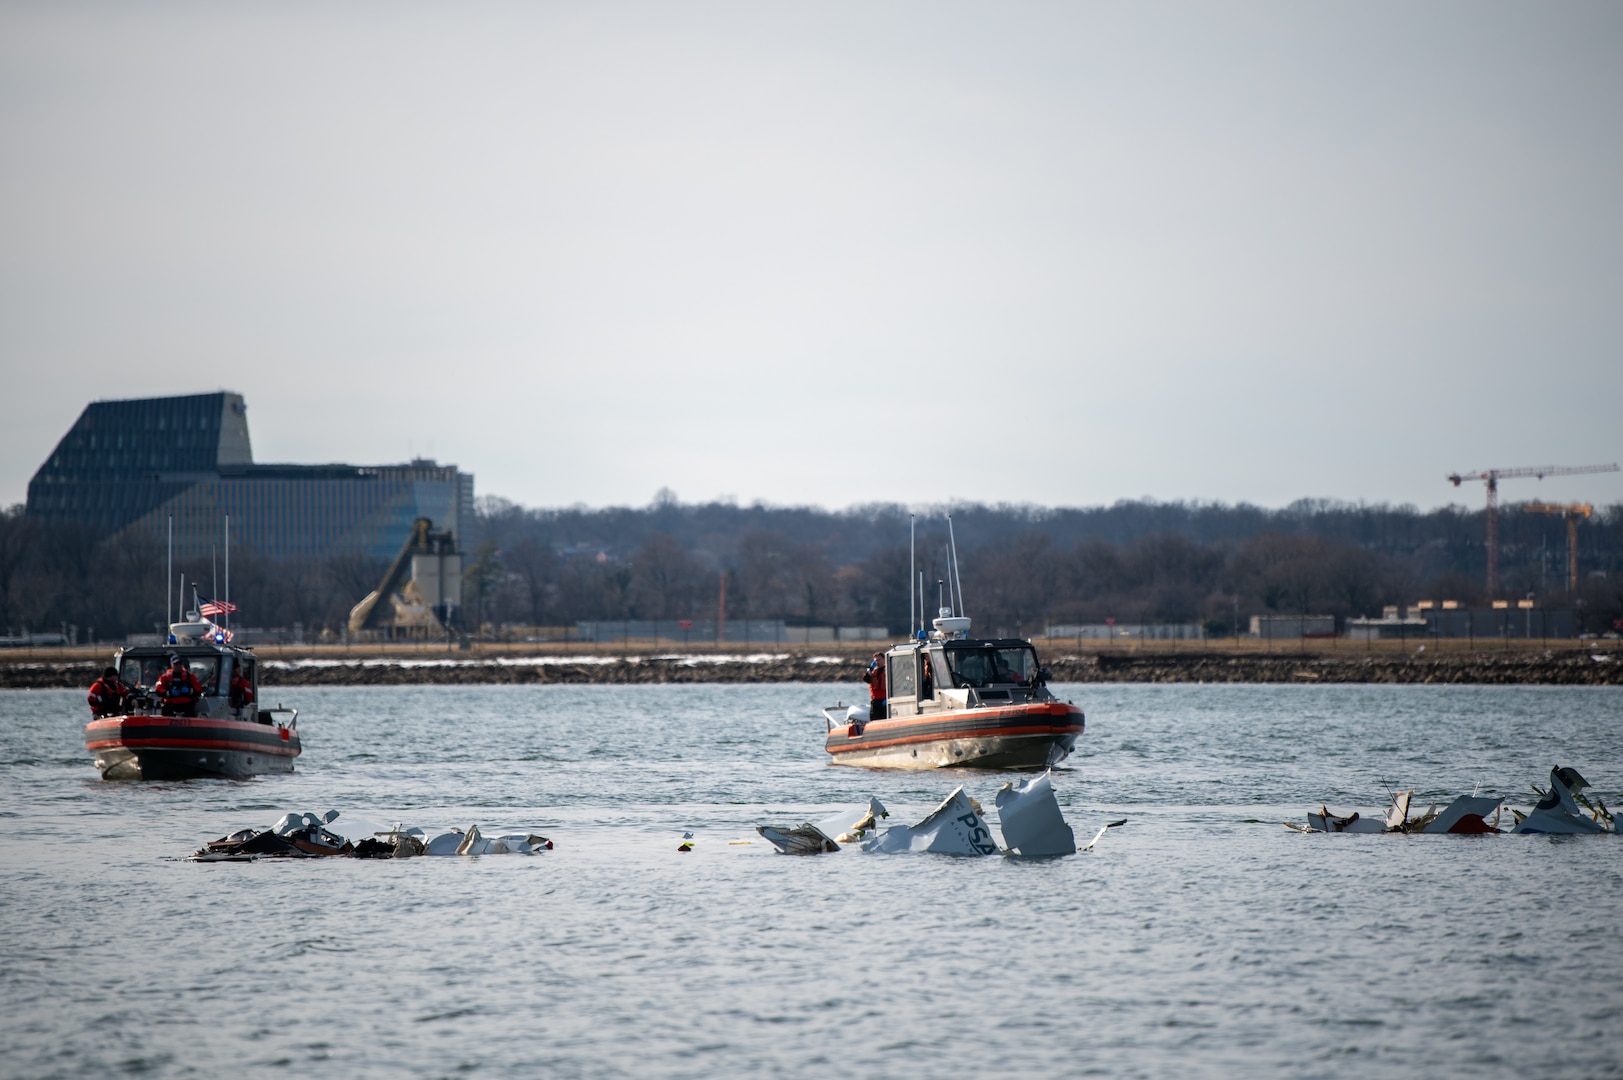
1446;463;1618;596
1522;501;1594;594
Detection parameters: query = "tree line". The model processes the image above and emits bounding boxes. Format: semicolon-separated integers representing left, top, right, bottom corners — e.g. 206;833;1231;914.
4;496;1621;644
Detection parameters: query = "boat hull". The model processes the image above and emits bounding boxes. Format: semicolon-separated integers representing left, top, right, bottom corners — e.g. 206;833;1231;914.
85;715;301;780
825;702;1083;770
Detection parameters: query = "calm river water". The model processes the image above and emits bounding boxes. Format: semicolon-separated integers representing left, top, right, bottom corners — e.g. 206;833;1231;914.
2;682;1620;1079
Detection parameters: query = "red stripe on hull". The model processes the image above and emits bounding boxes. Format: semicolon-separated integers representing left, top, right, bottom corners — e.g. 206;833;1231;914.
828;721;1082;754
86;735;299;756
824;701;1083;768
85;715;300;759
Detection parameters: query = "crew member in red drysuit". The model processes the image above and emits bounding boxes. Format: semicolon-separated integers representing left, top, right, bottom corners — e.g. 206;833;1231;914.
86;666;130;717
153;655;204;717
864;652;887;721
229;667;255;713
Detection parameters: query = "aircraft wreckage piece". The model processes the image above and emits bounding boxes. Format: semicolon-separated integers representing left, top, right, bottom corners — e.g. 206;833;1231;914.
1421;795;1505;834
1293;791;1505;835
1082;818;1128;851
994;770;1076;856
754;799;890;854
756;781;1112;857
1511;766;1617;835
755;824;839;855
1290;765;1618;836
190;811;553;861
861;787;1001;855
757;789;995;855
816;798;890;844
1300;806;1387;833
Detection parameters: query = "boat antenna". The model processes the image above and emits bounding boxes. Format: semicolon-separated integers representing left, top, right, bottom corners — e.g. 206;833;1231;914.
909;514;916;638
179;572;185;623
947;513;966;618
918;570;925;635
224;514;230;630
212;543;218;620
166;515;173;634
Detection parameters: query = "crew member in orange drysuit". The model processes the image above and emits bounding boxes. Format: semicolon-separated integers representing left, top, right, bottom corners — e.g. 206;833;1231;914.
87;666;130;717
153;655;204;717
864;652;887;722
229;668;255;713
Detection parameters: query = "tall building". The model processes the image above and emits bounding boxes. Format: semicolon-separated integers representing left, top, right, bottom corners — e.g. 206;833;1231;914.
26;392;475;560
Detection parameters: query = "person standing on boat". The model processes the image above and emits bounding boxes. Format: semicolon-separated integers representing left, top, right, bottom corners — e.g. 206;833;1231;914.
864;652;887;721
154;655;203;717
229;665;255;714
86;666;131;717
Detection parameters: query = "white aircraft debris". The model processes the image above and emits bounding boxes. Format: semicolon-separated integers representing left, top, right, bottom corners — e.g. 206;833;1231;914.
1510;766;1617;835
754;798;890;855
755;781;1120;858
815;798;889;844
1290;765;1617;836
994;771;1076;856
1293;789;1503;834
1081;818;1128;851
755;824;839;855
191;812;553;860
861;787;1000;855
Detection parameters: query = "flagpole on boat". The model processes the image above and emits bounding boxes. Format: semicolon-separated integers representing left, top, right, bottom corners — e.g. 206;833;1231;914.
909;514;916;638
166;515;173;635
224;515;230;631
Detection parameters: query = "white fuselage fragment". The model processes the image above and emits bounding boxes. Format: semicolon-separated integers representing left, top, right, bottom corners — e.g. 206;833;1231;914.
993;770;1076;856
861;787;1000;855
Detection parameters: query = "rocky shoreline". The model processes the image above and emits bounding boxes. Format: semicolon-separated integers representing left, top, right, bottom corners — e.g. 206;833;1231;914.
3;650;1619;689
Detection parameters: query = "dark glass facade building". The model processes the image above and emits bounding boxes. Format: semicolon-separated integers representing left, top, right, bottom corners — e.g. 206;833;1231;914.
27;393;475;560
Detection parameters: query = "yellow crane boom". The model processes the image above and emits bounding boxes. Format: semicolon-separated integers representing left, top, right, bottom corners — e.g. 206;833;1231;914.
1446;463;1617;595
1521;501;1594;595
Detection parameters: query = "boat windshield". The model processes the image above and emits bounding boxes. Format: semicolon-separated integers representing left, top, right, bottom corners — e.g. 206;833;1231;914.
943;645;1040;688
121;654;220;693
122;656;166;689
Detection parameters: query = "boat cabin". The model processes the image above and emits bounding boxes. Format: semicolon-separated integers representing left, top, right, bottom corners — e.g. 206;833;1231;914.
882;637;1052;718
114;621;262;722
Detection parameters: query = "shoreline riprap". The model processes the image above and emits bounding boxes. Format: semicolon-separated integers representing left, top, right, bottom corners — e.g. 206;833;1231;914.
3;650;1619;688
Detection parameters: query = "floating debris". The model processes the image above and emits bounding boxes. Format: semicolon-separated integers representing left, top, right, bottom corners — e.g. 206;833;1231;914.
753;798;889;855
994;771;1076;856
191;811;553;861
1510;766;1616;835
816;798;889;844
862;787;999;855
1288;765;1618;836
755;824;838;855
755;776;1114;858
1081;819;1128;852
1291;789;1503;834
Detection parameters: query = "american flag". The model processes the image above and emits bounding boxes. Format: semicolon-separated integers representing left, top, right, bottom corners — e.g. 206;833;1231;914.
199;597;238;617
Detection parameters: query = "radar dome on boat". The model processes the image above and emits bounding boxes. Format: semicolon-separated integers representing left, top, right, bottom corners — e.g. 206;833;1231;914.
169;621;213;640
932;616;972;636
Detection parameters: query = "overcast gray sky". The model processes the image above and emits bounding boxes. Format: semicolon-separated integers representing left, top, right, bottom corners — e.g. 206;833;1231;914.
4;1;1620;514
